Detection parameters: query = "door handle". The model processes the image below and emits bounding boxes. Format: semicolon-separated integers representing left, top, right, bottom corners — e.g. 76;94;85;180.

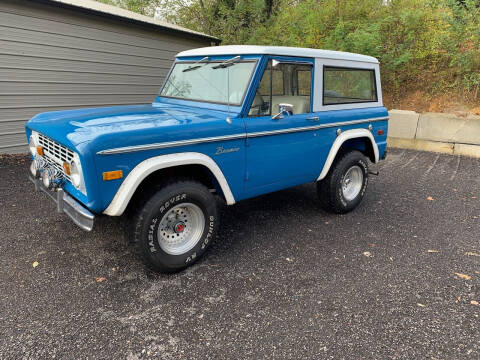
306;116;319;122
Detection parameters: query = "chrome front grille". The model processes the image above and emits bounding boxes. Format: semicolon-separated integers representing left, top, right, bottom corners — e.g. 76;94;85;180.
38;133;74;182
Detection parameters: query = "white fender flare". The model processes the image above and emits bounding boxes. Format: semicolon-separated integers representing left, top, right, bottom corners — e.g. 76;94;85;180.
103;152;235;216
317;129;379;181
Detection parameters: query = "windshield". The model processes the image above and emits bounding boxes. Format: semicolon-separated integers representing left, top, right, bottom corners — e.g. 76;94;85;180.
159;59;257;106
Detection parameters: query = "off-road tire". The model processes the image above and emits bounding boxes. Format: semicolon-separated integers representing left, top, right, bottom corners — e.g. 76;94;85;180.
128;179;219;273
317;150;369;214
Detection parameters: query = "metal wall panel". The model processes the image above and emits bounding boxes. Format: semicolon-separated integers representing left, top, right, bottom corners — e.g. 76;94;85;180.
0;0;212;153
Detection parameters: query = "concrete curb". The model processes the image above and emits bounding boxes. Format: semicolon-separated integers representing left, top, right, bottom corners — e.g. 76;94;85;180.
388;110;480;158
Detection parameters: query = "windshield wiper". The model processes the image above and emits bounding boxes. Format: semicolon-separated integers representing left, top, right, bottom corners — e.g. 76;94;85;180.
212;55;241;69
182;56;210;72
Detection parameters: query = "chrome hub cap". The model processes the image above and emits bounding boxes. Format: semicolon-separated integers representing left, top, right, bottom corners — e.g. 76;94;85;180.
342;165;363;201
157;203;205;255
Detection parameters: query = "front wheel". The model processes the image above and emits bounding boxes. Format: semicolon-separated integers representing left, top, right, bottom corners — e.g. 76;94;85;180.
128;180;219;273
317;150;369;214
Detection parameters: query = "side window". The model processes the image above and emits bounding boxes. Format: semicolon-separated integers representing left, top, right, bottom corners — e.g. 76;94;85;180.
249;60;312;116
272;69;284;96
323;67;377;105
297;70;311;96
249;61;272;116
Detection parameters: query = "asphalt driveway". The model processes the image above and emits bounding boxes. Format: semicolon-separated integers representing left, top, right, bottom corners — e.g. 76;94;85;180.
0;149;479;359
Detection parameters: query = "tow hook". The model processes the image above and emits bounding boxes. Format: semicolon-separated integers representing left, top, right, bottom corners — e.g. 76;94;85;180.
369;170;379;176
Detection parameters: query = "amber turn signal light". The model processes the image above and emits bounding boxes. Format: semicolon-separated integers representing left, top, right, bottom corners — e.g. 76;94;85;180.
63;162;71;175
36;146;44;156
103;170;123;181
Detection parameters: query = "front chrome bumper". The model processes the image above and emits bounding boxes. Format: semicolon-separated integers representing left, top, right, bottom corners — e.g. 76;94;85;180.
29;176;94;231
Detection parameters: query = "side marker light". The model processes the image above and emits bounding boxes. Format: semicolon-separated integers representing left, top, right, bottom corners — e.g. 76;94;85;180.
103;170;123;181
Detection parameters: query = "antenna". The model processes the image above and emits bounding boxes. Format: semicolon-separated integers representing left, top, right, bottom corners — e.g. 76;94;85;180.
226;66;232;124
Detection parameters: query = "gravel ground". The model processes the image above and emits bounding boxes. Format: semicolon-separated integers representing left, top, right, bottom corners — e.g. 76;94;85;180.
0;149;479;360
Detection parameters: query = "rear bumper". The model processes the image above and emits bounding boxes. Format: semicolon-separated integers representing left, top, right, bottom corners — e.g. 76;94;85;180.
29;176;94;231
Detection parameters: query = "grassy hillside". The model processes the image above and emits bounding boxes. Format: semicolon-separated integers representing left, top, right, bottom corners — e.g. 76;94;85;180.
100;0;480;112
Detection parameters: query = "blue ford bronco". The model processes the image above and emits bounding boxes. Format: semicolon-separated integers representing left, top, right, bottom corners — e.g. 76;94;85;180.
26;45;388;272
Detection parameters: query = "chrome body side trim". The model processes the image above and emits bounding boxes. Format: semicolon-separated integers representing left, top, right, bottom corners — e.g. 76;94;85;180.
97;117;388;155
97;133;246;155
247;117;387;138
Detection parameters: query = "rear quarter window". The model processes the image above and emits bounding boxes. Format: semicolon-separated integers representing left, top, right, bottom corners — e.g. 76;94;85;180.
323;67;377;105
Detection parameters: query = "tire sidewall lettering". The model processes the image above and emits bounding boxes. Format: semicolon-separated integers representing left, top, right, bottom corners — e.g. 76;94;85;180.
147;193;187;254
358;159;368;197
145;192;216;266
200;216;215;251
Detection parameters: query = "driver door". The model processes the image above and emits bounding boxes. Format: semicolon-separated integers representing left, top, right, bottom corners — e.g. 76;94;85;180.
244;57;323;197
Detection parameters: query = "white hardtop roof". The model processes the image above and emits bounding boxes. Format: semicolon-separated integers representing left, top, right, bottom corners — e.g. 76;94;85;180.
177;45;378;63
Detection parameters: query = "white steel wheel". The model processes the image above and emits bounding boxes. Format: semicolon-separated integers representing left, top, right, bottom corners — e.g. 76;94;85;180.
342;165;364;201
157;203;205;256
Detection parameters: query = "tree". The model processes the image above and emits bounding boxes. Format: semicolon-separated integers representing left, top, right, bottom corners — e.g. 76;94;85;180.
96;0;160;16
94;0;480;105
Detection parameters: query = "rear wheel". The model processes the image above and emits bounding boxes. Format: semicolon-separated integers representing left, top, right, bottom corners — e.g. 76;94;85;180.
128;179;218;273
317;150;369;214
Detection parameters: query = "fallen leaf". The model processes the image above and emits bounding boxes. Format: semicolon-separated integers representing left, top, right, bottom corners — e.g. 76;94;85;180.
363;251;372;257
457;296;461;302
471;300;479;306
455;273;472;280
453;188;457;192
307;229;312;232
32;261;39;268
427;249;439;253
96;277;106;283
325;221;329;225
465;252;480;257
368;243;376;248
286;257;293;262
389;256;394;261
426;196;434;201
417;303;425;307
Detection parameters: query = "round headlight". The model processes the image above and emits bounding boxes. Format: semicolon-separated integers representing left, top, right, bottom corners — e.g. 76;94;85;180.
70;160;81;188
29;136;37;156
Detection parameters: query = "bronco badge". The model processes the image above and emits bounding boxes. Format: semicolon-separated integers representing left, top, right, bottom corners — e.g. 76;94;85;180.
215;146;240;155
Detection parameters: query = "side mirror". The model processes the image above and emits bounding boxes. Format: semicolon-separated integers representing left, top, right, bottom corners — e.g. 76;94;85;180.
272;103;294;120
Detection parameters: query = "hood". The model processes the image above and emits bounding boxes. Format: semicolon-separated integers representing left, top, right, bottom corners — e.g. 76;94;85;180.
26;102;240;153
